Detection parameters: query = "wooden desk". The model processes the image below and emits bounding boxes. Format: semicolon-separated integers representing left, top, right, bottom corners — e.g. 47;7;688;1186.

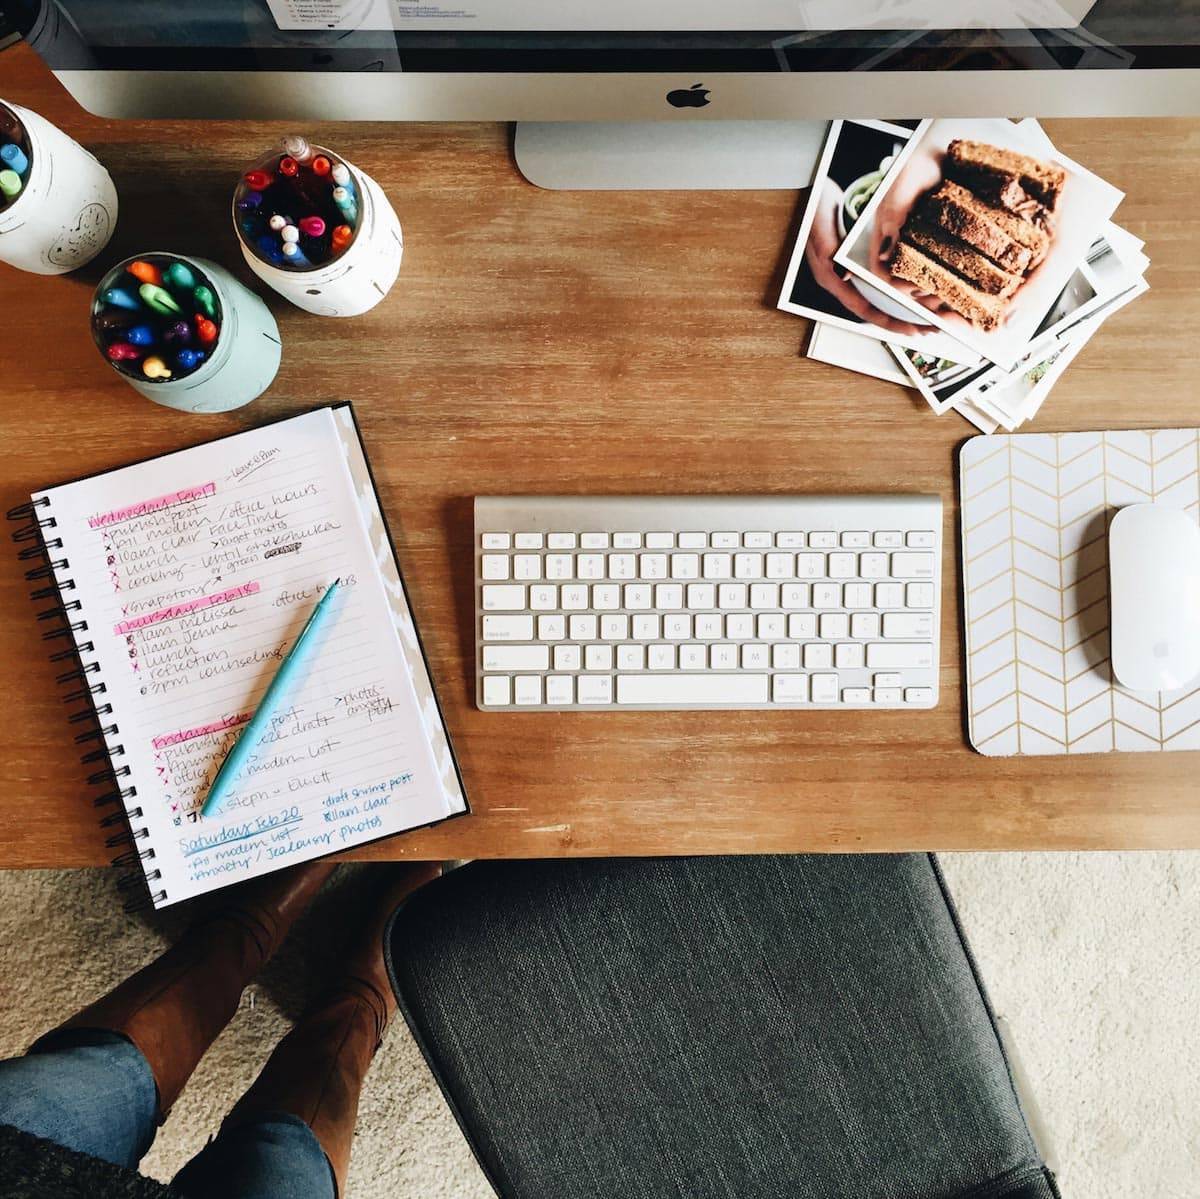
3;44;1199;868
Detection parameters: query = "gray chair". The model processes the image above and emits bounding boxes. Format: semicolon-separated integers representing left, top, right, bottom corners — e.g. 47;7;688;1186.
386;855;1059;1199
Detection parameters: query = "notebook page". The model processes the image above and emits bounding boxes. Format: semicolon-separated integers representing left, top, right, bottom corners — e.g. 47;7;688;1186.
38;408;458;905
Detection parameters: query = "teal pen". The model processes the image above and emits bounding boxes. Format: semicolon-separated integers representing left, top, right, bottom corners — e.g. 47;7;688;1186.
200;579;342;818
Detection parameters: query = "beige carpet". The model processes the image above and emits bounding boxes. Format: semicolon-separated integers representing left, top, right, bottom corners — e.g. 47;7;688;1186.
0;854;1195;1197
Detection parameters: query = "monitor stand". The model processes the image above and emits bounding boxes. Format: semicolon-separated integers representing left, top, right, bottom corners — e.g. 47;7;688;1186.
514;120;827;190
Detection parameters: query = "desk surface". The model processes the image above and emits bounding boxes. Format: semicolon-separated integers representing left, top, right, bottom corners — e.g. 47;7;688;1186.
3;45;1200;868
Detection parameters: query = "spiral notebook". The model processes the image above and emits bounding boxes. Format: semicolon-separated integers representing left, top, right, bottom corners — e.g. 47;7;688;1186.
11;405;467;908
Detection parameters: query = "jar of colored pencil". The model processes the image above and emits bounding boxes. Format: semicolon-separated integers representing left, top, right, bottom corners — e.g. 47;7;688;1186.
91;253;282;413
232;135;403;318
0;98;116;275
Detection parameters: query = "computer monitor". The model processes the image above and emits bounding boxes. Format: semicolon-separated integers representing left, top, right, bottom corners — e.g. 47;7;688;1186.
14;2;1200;189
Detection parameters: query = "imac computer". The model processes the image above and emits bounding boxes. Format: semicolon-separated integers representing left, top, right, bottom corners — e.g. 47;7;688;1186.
13;1;1200;189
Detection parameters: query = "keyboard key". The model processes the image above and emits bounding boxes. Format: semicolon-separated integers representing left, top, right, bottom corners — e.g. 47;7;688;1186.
773;674;808;702
613;532;642;548
843;583;872;609
907;531;936;548
891;551;934;578
874;531;902;548
875;582;904;608
710;643;738;670
482;585;525;610
813;583;841;609
569;614;598;640
481;533;511;550
577;553;605;579
513;554;541;580
772;643;800;670
585;645;614;671
656;583;684;609
482;676;511;705
624;584;652;609
687;583;716;609
578;675;613;704
859;552;888;579
750;583;779;609
781;583;811;609
776;532;805;548
874;687;903;704
664;614;693;640
648;644;676;670
841;531;870;547
757;614;785;639
725;613;753;639
548;532;577;549
836;642;865;670
711;531;740;548
788;613;817;639
742;643;770;670
483;615;534;641
905;687;935;704
482;554;510;580
680;644;707;670
545;554;573;579
883;612;934;639
645;532;674;549
618;644;646;670
703;553;733;579
640;553;668;579
805;643;833;669
695;613;723;639
718;583;748;609
851;613;881;639
866;642;936;669
592;584;620;610
678;531;707;549
530;585;558;610
554;645;581;670
483;645;550;671
618;673;768;705
561;584;589;610
796;553;825;579
734;553;763;579
820;613;849;639
811;673;839;703
842;687;871;703
906;583;935;608
581;532;609;549
546;675;575;704
514;532;544;549
810;531;837;548
744;531;771;548
514;676;542;705
537;615;566;640
828;552;856;579
875;673;903;688
632;614;661;640
601;615;630;640
766;553;795;579
609;554;637;580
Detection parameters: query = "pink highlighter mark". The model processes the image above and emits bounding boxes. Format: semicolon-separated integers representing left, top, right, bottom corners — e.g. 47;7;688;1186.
88;482;217;529
153;712;251;751
114;581;260;636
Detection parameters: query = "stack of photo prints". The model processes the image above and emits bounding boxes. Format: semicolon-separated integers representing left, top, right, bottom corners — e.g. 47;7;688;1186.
778;117;1148;433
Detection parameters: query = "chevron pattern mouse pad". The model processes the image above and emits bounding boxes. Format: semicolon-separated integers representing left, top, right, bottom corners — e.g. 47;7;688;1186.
959;428;1200;756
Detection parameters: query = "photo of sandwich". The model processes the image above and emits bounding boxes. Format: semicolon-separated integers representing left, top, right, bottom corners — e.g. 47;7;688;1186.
833;118;1124;369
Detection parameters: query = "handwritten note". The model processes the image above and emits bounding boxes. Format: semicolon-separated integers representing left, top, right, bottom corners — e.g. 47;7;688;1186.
37;408;464;905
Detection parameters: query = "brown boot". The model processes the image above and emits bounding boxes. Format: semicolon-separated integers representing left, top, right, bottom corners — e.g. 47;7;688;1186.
225;863;441;1196
44;861;336;1118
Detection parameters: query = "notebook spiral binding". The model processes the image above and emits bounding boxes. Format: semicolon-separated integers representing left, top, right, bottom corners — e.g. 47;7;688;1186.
7;498;166;911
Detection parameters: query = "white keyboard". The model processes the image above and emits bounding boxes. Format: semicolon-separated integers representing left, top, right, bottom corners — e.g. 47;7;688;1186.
474;495;942;711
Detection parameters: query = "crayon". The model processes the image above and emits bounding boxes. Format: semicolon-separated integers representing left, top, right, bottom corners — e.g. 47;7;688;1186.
237;191;263;212
93;308;141;333
331;224;353;253
268;213;292;232
163;262;196;291
176;349;206;370
139;284;182;315
126;325;156;347
194;315;218;346
332;185;358;225
311;156;331;177
128;260;163;286
330;162;350;186
281;241;312;268
142;357;172;380
102;287;141;311
0;143;29;177
299;216;326;238
162;320;191;343
279;155;299;178
244;169;272;191
193;285;217;317
106;343;142;362
0;169;21;200
281;134;314;164
281;224;300;244
0;107;24;143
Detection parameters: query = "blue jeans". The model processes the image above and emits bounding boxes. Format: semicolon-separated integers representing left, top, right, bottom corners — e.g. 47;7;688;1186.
0;1029;336;1199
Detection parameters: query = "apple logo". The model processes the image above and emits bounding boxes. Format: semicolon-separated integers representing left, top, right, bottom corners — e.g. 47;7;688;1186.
667;83;711;109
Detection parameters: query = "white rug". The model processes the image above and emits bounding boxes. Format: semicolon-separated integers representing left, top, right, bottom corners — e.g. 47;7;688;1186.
0;854;1195;1197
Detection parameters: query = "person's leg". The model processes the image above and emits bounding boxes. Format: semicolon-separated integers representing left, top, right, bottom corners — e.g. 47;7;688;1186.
0;861;334;1170
172;864;440;1199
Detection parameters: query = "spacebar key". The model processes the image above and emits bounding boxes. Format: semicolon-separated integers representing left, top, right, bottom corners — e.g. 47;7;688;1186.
616;674;769;705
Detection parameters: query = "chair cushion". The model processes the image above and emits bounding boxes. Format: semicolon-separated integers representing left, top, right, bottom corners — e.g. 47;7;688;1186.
387;855;1057;1199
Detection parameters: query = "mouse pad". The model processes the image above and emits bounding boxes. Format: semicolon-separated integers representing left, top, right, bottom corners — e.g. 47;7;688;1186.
959;428;1200;756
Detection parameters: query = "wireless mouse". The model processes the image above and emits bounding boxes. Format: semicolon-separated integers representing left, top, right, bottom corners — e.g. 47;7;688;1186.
1108;504;1200;691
